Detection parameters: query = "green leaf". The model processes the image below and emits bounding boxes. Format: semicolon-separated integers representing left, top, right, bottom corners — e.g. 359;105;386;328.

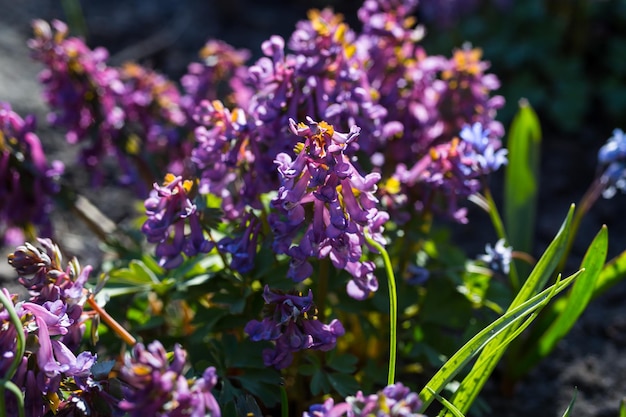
429;206;574;415
593;249;626;298
232;368;282;407
504;100;541;260
311;370;330;396
419;269;578;411
326;352;358;374
425;387;466;417
510;226;608;379
561;389;577;417
108;259;160;285
327;372;360;398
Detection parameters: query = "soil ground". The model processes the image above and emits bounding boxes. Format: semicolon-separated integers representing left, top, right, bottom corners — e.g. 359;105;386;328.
1;1;626;416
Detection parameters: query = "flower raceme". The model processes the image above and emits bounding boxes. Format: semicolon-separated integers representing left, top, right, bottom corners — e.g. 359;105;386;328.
4;239;223;417
244;286;345;369
269;117;388;300
118;341;221;417
3;239;103;416
142;174;213;269
303;382;426;417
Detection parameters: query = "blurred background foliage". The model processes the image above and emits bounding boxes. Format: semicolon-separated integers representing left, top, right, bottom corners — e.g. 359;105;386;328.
416;0;626;135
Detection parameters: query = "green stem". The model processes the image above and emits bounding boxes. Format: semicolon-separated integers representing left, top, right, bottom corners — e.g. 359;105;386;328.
474;189;521;291
0;290;26;417
0;382;25;417
557;177;604;274
280;385;289;417
365;234;397;386
317;258;330;321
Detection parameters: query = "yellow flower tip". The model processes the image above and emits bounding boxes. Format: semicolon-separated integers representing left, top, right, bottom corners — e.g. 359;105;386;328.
344;43;357;59
212;100;225;112
182;179;194;193
125;133;141;155
132;363;152;376
294;142;306;155
429;147;439;160
317;120;335;137
404;16;417;28
384;177;401;195
163;173;177;186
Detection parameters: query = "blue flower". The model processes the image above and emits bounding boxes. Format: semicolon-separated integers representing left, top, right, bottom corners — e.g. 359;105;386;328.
598;128;626;198
479;238;512;275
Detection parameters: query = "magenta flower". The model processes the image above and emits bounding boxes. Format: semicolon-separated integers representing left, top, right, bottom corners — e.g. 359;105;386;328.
245;286;345;369
270;117;387;299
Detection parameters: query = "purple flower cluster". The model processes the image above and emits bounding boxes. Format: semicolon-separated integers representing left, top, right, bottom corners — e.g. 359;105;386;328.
29;20;124;179
394;122;507;222
117;62;188;175
181;39;251;111
142;174;213;268
29;20;193;193
191;100;272;220
0;102;64;246
3;239;223;416
303;382;426;417
244;286;345;369
3;239;104;416
118;341;221;417
270;117;388;299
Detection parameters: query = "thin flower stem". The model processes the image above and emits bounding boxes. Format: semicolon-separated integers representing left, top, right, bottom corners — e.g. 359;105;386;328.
365;233;397;386
558;177;604;274
87;294;137;346
0;290;26;417
476;189;520;291
0;382;25;417
281;385;289;417
317;258;330;321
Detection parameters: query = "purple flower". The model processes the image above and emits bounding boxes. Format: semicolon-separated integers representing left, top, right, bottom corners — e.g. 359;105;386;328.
270;117;388;300
303;382;425;416
181;39;251;111
217;211;261;273
29;20;126;186
245;286;345;369
118;341;221;417
142;174;213;268
191;100;272;220
0;102;64;244
459;122;508;172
